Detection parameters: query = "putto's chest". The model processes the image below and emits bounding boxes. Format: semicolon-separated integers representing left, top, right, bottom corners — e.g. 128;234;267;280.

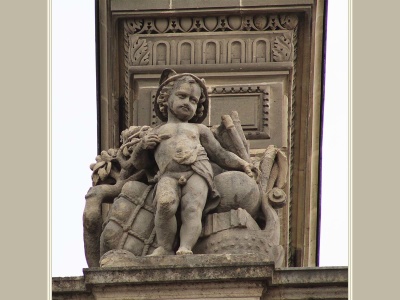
157;123;200;140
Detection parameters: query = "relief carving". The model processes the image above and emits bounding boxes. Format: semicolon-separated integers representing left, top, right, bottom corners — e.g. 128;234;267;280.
153;41;170;65
202;40;220;64
127;14;298;34
127;36;150;66
125;35;294;67
272;33;293;62
123;15;298;68
253;38;271;63
177;41;195;65
227;40;245;63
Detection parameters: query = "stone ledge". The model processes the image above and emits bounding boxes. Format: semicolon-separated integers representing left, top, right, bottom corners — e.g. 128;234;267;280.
92;281;266;300
52;276;88;293
272;267;348;287
84;254;275;286
110;0;314;12
264;286;348;300
53;264;349;300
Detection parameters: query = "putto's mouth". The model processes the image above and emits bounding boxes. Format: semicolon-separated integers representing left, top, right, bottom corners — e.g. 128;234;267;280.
179;105;190;111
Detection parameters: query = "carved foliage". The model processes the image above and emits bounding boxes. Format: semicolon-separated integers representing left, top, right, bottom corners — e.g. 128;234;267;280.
128;36;150;66
272;33;293;62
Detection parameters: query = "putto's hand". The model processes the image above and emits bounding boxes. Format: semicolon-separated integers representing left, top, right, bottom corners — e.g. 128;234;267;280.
243;163;254;178
142;133;161;149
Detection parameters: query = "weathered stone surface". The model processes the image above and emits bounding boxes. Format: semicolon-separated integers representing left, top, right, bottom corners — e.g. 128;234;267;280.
86;254;274;285
201;208;261;237
213;172;261;217
52;276;94;300
94;282;264;300
264;267;349;300
99;249;137;267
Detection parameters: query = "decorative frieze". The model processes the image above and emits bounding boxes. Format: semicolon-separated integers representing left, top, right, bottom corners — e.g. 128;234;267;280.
125;14;298;34
125;33;295;67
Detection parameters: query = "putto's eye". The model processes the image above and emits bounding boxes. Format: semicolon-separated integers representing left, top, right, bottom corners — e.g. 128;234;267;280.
178;94;186;99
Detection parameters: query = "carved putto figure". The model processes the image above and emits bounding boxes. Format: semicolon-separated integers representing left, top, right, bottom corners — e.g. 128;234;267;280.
83;69;288;268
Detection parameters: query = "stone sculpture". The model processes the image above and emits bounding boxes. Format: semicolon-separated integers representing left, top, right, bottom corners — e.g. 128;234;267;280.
83;69;288;268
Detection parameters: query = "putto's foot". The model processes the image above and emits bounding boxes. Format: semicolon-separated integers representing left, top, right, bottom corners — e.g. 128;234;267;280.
148;246;174;256
176;247;193;255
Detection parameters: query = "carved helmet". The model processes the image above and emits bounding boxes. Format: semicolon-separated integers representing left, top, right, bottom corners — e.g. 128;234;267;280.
154;69;209;123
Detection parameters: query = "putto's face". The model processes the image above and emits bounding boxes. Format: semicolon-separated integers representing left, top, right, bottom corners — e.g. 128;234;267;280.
168;80;201;122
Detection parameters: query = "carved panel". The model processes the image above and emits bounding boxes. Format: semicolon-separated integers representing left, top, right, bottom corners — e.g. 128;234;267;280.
124;32;295;67
208;85;270;139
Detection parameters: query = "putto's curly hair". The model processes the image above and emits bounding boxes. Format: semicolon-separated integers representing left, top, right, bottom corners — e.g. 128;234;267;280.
155;74;209;123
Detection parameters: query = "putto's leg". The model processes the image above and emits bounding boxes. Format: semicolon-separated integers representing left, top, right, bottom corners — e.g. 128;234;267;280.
150;176;180;256
177;174;208;255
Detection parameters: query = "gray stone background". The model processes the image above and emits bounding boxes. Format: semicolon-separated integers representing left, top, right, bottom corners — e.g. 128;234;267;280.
52;0;348;276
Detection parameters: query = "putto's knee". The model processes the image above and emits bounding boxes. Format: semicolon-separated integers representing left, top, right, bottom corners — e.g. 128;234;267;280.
181;205;202;219
158;199;176;210
157;197;178;218
156;189;177;206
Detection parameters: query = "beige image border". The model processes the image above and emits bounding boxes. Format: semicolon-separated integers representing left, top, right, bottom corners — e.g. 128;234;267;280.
3;0;400;299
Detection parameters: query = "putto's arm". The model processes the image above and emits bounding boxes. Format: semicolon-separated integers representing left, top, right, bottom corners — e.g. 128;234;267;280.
128;137;158;170
198;124;253;176
118;129;159;171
